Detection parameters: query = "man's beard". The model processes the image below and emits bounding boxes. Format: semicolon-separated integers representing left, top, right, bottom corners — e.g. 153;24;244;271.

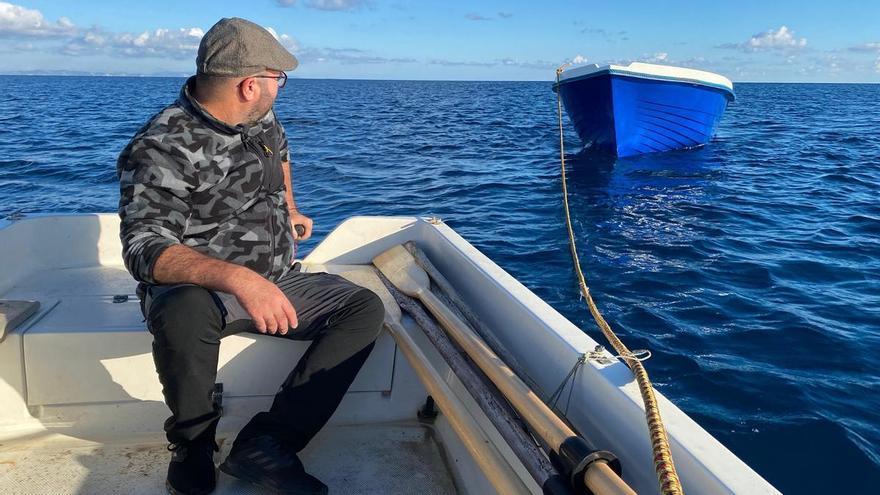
245;92;274;124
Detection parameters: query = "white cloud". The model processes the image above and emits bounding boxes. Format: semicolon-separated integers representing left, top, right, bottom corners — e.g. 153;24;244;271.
571;54;588;65
788;52;852;77
0;1;76;37
645;52;668;62
265;26;301;53
277;0;364;11
0;3;300;63
429;57;555;70
428;58;495;67
719;26;807;52
580;28;629;41
298;46;415;64
848;42;880;53
63;26;205;58
465;13;491;21
747;26;807;50
463;12;514;21
308;0;363;11
499;58;556;70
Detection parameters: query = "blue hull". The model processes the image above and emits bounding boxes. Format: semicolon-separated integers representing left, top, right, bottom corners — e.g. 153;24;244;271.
556;73;733;157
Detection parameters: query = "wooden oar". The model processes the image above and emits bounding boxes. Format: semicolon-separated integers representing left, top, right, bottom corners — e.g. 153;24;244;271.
374;270;569;494
340;268;531;495
403;241;543;394
374;245;635;495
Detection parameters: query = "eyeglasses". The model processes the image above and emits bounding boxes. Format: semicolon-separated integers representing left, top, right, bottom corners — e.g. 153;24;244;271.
248;71;287;88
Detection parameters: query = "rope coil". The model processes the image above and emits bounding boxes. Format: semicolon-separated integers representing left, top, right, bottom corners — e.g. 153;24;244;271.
555;65;685;495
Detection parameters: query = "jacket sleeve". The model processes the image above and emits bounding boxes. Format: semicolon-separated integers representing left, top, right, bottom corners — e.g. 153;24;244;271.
117;136;195;284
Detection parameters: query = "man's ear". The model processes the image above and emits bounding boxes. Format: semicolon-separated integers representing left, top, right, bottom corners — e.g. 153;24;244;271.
238;77;259;102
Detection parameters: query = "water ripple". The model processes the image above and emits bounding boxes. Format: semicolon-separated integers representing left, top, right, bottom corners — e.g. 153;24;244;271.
1;76;879;491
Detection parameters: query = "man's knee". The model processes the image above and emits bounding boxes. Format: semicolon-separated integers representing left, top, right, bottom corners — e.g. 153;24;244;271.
340;288;385;341
147;285;223;346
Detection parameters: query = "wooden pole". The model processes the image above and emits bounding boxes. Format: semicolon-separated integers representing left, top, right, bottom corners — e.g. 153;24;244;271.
403;241;543;393
341;269;531;494
374;245;636;495
371;273;569;493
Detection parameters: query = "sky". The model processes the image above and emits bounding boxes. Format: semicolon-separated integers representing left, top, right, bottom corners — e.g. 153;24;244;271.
1;0;879;82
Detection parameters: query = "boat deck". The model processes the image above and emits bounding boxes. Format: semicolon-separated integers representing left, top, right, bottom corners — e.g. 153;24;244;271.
0;423;458;494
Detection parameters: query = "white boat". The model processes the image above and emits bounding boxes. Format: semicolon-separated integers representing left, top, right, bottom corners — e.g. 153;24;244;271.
0;214;778;494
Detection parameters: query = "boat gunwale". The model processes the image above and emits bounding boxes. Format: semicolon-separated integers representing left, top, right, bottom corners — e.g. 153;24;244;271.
555;66;736;101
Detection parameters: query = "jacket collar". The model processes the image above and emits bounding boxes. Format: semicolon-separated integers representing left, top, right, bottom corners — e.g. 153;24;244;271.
178;76;274;138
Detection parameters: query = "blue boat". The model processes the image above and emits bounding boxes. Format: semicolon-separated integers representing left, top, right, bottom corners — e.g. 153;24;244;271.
554;62;735;157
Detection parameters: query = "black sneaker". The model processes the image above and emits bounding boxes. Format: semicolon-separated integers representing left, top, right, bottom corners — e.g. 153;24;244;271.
219;435;328;495
166;438;218;495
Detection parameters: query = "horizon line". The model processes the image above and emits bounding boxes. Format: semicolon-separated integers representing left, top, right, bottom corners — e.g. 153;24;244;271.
1;72;878;85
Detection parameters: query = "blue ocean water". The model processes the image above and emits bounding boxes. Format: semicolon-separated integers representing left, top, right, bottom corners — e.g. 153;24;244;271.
1;75;878;493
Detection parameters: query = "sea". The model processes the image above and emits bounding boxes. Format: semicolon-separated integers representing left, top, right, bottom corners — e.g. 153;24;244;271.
1;75;878;493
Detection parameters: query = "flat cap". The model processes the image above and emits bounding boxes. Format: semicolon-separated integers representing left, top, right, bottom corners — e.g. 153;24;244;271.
197;17;298;76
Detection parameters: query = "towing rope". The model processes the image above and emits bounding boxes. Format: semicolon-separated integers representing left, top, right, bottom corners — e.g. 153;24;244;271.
554;65;684;495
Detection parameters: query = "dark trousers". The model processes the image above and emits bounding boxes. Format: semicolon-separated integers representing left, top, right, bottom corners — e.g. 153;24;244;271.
143;270;384;452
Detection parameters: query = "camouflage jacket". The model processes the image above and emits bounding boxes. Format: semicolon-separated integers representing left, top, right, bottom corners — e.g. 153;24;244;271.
117;77;295;287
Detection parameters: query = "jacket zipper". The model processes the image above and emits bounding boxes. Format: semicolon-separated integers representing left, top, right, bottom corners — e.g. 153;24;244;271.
267;197;277;277
242;132;280;278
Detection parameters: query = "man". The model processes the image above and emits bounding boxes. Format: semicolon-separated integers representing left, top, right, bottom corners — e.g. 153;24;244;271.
117;18;384;495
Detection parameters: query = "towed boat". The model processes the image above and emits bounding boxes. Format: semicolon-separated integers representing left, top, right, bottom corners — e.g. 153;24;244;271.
554;62;735;157
0;214;778;494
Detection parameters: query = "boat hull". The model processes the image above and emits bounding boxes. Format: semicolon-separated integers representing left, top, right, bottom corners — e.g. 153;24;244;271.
557;71;733;157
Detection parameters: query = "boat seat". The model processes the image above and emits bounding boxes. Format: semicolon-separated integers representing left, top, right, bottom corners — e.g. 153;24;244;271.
5;265;395;407
0;300;39;342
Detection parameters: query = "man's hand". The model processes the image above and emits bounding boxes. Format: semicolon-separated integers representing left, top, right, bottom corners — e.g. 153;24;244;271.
152;244;298;334
289;209;313;241
229;271;298;335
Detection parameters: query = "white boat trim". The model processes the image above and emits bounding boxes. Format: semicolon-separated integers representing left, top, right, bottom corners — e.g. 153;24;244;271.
558;62;734;95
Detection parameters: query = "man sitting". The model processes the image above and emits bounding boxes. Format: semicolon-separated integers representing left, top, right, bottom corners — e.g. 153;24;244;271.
117;17;383;495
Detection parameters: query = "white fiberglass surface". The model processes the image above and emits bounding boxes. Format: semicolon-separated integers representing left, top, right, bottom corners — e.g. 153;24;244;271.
559;62;734;92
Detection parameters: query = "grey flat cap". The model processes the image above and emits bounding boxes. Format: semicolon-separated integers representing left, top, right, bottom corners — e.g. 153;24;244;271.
197;17;298;76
